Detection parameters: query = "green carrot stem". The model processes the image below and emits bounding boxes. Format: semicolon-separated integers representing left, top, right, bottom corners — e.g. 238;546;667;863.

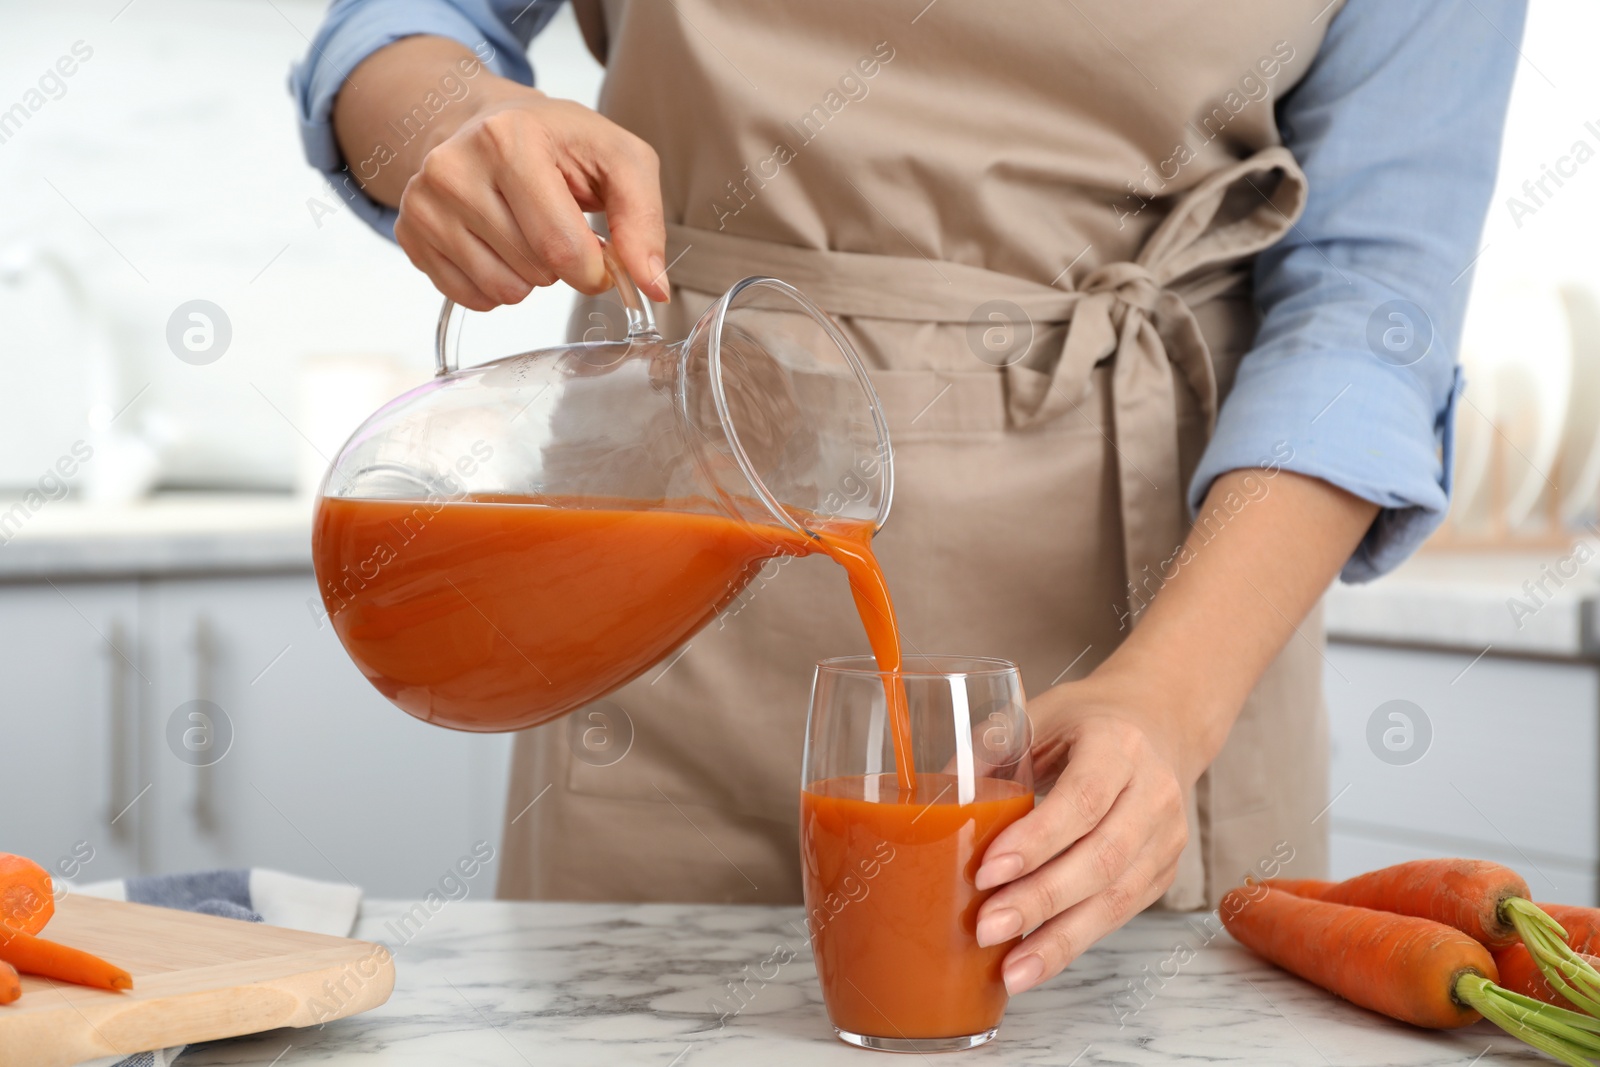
1491;984;1600;1038
1505;897;1600;1017
1456;974;1600;1067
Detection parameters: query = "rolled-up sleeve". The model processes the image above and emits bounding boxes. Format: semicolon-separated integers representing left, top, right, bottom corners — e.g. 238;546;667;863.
288;0;563;237
1188;0;1525;582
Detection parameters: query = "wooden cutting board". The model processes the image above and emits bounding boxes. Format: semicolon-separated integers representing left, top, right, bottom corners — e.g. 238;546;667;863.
0;893;394;1067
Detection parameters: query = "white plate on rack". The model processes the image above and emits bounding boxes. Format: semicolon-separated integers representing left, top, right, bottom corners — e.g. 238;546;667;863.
1558;284;1600;525
1453;278;1571;530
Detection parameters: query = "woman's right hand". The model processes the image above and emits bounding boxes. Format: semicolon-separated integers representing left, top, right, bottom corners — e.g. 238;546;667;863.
335;36;668;312
393;80;668;311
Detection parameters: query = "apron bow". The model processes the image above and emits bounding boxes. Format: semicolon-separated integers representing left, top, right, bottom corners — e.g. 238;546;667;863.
1004;149;1309;436
1005;259;1173;430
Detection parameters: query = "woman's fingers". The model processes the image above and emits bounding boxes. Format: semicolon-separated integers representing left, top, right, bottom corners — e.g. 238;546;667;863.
1001;856;1180;995
405;145;549;291
970;718;1190;994
974;718;1139;891
444;177;555;293
402;238;500;313
967;683;1195;998
501;168;610;295
983;771;1186;993
397;167;533;308
405;211;533;309
590;129;668;302
1037;773;1183;932
976;769;1165;948
487;114;611;295
391;89;666;309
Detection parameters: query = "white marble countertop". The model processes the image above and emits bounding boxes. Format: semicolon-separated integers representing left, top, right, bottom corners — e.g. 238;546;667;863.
173;900;1545;1067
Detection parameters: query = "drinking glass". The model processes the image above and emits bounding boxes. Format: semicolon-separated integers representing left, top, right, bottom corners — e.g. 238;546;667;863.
799;656;1035;1052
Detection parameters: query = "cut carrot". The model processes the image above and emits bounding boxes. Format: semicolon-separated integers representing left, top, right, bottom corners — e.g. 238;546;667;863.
0;960;18;1005
0;854;54;937
0;928;131;992
1221;883;1493;1028
1223;884;1600;1067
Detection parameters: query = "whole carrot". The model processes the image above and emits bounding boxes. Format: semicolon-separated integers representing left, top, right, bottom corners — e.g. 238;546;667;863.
0;960;18;1005
1294;859;1528;948
0;854;54;937
1268;862;1600;1017
0;928;131;992
1221;883;1493;1028
1223;884;1600;1066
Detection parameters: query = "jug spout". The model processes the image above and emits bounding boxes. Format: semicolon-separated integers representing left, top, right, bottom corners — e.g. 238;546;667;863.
678;275;893;538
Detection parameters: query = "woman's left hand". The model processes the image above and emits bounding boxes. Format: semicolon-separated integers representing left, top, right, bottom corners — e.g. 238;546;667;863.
972;670;1196;995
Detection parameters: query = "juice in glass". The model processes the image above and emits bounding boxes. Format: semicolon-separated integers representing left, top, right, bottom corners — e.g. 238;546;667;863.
801;772;1035;1041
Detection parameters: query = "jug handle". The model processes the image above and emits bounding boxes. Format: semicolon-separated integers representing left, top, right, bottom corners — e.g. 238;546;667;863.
433;233;660;376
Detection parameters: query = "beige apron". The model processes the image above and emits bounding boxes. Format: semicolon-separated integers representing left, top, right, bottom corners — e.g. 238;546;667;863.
499;0;1340;910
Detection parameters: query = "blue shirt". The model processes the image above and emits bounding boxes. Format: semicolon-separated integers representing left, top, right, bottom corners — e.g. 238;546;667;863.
290;0;1524;583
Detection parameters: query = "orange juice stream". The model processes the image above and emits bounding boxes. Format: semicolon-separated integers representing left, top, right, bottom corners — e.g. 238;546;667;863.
808;529;916;792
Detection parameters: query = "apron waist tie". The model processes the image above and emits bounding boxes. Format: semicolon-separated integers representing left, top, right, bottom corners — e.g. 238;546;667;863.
663;146;1308;619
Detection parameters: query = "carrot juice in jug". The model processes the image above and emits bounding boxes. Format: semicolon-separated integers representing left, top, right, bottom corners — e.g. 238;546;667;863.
311;494;910;746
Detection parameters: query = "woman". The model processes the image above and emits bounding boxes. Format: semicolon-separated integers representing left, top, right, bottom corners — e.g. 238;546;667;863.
293;0;1521;996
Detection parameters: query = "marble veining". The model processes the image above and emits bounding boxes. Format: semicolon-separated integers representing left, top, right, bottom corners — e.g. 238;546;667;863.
173;900;1548;1066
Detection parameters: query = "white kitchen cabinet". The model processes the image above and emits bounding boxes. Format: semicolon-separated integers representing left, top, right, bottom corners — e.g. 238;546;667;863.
1324;641;1600;904
0;571;512;899
146;573;513;897
0;580;146;885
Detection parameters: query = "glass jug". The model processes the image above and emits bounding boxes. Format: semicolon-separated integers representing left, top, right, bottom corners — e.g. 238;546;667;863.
312;239;893;733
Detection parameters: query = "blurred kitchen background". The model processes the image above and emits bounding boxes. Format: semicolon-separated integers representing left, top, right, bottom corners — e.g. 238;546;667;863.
0;0;607;899
2;0;1599;901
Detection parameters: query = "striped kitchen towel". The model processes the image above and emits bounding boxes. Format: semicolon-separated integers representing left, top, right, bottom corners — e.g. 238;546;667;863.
66;869;362;1067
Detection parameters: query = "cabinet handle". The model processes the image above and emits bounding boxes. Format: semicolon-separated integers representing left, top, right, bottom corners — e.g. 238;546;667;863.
192;614;218;833
105;616;133;842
